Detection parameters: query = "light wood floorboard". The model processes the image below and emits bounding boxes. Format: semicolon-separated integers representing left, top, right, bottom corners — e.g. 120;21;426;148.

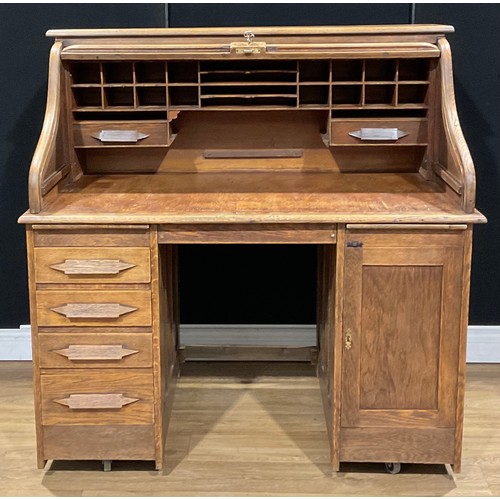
0;361;499;496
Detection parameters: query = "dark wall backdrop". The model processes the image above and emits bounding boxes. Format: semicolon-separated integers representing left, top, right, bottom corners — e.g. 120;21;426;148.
415;4;500;328
0;4;164;328
1;4;498;327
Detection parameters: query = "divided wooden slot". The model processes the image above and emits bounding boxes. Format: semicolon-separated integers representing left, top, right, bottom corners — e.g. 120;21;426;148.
69;58;432;114
330;59;430;110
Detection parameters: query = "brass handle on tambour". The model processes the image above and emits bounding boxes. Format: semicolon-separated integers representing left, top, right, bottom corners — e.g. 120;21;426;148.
345;328;353;350
231;43;267;55
231;31;266;55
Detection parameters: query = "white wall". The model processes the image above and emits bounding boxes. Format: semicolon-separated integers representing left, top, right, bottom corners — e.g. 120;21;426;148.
1;324;499;362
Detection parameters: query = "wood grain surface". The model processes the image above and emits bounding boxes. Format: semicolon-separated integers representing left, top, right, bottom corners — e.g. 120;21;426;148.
33;226;150;247
74;121;169;147
38;332;152;369
341;230;463;439
19;172;486;225
330;118;428;146
36;290;152;327
34;247;151;283
40;369;154;425
159;223;337;244
28;42;63;213
46;25;455;38
42;425;156;461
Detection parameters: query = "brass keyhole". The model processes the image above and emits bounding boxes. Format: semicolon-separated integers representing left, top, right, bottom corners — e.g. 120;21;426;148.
345;328;353;350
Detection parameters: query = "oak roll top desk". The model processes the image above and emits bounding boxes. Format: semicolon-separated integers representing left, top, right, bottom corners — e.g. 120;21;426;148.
18;25;486;473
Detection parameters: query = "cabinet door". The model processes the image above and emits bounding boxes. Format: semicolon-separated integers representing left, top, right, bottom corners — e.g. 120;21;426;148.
341;230;464;430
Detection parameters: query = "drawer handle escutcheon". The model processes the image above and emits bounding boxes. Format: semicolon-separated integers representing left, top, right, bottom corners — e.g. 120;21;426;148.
50;259;136;275
55;393;139;410
53;344;139;361
50;303;137;319
349;128;408;141
91;130;149;143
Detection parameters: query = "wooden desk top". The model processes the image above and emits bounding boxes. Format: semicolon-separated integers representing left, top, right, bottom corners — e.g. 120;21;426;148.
18;172;486;225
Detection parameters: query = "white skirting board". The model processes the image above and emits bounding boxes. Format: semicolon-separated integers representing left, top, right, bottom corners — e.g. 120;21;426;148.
0;324;499;362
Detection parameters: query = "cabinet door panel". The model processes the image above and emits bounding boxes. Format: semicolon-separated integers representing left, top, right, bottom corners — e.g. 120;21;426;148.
359;265;442;411
342;232;463;429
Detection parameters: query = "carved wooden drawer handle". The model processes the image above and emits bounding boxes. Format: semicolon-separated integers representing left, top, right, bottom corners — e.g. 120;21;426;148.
50;259;136;275
53;344;139;361
50;303;137;319
348;128;408;141
91;130;149;143
55;393;138;410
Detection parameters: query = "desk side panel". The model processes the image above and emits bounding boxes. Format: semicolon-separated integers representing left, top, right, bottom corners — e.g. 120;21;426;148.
152;229;180;470
26;227;46;468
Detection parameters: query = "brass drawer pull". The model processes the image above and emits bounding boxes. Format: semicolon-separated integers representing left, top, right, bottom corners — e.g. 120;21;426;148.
91;130;149;143
50;303;137;319
53;344;139;361
50;259;136;275
345;328;353;350
349;128;408;141
55;393;138;410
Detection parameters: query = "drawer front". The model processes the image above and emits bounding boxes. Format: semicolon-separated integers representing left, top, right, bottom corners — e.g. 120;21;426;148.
39;332;153;369
330;118;427;146
74;122;168;147
42;424;156;460
36;290;152;327
158;223;337;244
33;226;150;247
34;247;151;284
41;370;154;425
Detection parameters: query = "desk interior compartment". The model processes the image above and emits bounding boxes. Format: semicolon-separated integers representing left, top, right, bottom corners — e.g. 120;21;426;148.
74;120;173;174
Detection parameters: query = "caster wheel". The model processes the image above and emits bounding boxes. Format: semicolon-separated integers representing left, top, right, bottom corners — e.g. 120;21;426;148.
102;460;112;472
385;462;401;474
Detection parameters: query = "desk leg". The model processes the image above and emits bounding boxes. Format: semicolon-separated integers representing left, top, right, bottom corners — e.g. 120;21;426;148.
332;225;346;472
152;229;180;470
317;225;345;472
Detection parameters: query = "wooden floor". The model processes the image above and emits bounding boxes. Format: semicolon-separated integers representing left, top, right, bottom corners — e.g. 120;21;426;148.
0;361;499;496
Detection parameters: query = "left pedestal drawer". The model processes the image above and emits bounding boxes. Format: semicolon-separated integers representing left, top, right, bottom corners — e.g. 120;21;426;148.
34;247;151;284
41;370;154;426
39;332;153;369
36;290;152;327
42;425;156;461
